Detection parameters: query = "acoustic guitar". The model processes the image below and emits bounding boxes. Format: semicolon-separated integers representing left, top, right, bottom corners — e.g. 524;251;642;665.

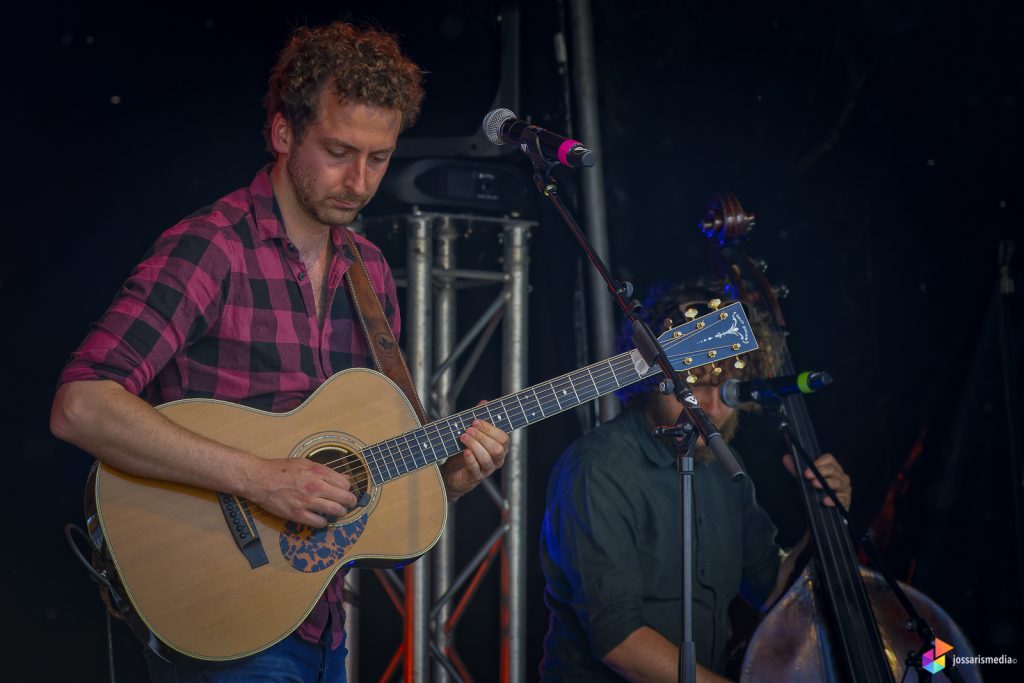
86;302;756;665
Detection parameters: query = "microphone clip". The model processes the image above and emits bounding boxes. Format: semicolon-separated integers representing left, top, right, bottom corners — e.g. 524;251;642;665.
654;423;695;438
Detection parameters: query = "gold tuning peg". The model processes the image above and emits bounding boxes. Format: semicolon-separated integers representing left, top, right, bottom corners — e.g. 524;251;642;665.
662;317;674;331
708;298;722;310
686;371;697;384
683;307;698;320
711;362;723;376
733;359;746;370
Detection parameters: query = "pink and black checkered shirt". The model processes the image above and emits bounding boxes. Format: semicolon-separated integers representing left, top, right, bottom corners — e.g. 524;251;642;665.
59;165;400;649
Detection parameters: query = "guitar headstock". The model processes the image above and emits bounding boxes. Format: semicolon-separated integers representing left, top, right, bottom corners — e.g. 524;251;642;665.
655;301;759;382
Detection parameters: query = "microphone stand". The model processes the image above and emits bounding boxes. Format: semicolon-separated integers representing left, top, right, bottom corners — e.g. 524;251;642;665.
655;420;699;683
522;146;744;683
765;403;966;683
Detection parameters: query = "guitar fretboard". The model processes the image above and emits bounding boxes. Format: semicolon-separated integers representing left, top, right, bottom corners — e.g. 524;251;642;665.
360;351;652;484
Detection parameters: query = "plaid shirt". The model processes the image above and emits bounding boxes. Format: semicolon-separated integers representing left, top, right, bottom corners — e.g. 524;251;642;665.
59;166;400;649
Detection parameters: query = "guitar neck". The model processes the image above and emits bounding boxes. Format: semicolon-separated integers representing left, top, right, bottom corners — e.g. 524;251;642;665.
360;351;654;484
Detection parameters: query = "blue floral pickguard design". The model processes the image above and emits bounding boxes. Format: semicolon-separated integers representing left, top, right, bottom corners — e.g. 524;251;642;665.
280;513;368;572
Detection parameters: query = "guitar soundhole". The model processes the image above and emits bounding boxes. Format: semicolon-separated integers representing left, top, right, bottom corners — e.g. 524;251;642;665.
307;445;373;526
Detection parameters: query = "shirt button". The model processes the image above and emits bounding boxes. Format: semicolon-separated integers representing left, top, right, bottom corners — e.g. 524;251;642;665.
298;272;306;281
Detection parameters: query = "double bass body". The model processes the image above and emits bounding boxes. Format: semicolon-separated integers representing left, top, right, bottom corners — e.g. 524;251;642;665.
742;565;982;682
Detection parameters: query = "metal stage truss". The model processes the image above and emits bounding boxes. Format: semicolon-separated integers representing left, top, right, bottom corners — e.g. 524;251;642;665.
345;210;534;683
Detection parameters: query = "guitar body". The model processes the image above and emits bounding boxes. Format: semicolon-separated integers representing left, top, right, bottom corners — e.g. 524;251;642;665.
90;368;447;664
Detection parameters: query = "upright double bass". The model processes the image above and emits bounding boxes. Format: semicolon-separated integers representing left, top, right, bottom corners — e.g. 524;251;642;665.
697;194;981;682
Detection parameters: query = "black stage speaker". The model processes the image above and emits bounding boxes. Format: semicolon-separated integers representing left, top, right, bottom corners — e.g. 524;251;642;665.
368;1;533;215
376;158;534;215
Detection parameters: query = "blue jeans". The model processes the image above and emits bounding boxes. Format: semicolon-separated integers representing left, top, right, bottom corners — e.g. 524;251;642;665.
144;631;348;683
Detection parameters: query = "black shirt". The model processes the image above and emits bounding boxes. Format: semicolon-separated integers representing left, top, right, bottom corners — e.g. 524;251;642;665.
539;406;781;680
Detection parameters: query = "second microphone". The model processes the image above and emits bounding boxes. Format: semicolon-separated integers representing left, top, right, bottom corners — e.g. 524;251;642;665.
719;371;833;408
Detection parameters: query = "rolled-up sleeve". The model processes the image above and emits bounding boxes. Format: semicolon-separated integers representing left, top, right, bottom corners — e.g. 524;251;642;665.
549;450;649;660
58;222;230;395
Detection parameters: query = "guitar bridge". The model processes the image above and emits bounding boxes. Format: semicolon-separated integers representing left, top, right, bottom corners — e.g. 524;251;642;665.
217;493;269;569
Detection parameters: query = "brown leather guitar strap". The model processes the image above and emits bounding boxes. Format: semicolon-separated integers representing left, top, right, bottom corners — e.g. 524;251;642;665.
342;229;428;425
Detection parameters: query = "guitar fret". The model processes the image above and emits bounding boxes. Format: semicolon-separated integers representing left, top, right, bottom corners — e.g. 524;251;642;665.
391;434;411;478
490;402;512;432
574;367;599;403
412;428;433;470
510;398;525;426
613;355;639;387
589;362;610;395
428;422;450;461
520;388;542;421
564;374;583;405
599;359;624;391
550;377;568;411
503;396;529;429
366;446;385;484
424;426;440;465
371;441;392;480
445;416;462;450
535;383;556;416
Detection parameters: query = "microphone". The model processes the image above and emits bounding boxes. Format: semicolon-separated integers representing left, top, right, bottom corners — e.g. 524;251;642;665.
481;108;596;168
720;371;833;408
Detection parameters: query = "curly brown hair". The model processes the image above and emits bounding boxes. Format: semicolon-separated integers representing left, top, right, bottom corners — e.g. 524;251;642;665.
263;21;425;149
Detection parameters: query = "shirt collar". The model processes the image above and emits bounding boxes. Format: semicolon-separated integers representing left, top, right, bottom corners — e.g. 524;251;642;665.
249;164;354;260
250;164;286;243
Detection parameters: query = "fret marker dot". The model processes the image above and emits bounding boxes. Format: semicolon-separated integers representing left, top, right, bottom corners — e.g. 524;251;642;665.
562;390;568;395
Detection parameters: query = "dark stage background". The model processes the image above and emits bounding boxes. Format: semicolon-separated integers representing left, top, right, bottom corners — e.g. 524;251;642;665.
4;1;1022;681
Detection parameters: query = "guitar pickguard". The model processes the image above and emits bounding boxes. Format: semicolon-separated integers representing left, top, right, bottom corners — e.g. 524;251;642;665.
279;513;369;572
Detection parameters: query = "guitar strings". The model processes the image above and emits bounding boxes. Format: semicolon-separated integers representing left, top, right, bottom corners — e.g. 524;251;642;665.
241;318;747;522
240;309;751;524
239;353;638;523
239;351;645;524
241;349;739;524
317;309;746;489
240;351;639;522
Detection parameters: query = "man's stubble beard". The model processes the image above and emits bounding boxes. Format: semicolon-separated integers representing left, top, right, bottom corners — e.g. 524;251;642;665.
288;153;369;227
